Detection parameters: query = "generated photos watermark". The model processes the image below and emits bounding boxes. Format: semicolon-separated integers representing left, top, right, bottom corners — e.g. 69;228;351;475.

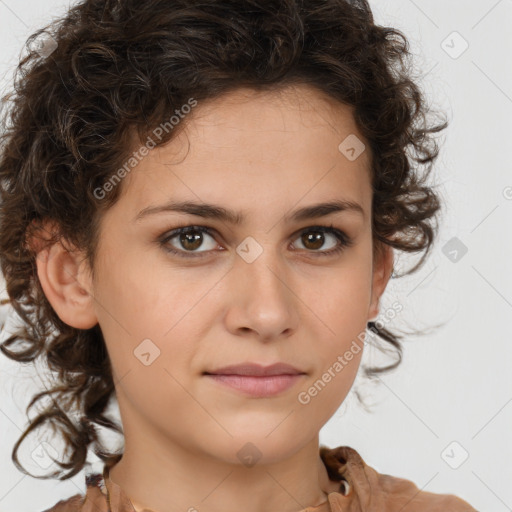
93;98;198;200
297;300;403;405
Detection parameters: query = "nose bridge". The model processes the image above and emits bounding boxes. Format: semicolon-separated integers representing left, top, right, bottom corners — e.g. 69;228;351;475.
236;236;283;292
235;234;287;294
229;234;298;335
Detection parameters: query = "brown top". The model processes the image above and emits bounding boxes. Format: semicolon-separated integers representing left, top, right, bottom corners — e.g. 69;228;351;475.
42;445;478;512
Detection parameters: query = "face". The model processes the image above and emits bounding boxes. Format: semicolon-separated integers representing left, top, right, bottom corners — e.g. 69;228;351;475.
48;85;392;465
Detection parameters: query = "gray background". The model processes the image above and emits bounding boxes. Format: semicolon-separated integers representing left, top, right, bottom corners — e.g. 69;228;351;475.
0;1;511;511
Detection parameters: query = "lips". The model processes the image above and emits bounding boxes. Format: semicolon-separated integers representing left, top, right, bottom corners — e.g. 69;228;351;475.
204;362;305;377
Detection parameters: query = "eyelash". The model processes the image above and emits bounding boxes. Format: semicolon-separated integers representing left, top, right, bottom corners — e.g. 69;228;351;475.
158;224;354;259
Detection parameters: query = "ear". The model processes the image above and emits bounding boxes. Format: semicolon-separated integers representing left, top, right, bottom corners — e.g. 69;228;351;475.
368;243;394;321
26;219;98;330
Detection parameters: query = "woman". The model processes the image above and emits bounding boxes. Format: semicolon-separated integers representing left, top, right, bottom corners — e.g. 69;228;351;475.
0;0;477;510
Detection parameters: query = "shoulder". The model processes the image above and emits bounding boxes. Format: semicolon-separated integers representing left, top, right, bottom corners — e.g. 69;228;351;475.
320;445;478;511
40;494;84;512
375;471;478;511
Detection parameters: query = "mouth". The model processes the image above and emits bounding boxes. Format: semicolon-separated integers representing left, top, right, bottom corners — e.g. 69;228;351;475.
203;362;306;397
203;362;305;377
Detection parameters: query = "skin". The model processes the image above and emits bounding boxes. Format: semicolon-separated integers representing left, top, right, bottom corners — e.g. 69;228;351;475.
33;84;393;512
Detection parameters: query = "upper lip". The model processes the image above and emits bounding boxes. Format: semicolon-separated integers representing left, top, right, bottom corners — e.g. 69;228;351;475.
204;362;305;376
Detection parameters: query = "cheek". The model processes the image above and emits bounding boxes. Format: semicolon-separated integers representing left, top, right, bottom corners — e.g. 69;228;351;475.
92;256;212;391
318;285;370;390
308;258;373;337
93;244;183;332
295;343;363;427
299;256;371;410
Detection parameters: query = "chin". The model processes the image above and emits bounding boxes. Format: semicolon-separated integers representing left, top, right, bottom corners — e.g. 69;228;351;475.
199;430;313;467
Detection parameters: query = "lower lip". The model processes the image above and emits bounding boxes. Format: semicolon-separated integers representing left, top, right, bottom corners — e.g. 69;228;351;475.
205;374;304;397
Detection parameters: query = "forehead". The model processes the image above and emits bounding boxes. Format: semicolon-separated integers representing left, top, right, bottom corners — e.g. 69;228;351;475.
115;84;372;223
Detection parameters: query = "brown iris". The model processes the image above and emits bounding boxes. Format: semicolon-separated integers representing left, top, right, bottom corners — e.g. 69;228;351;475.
301;231;325;250
179;231;204;251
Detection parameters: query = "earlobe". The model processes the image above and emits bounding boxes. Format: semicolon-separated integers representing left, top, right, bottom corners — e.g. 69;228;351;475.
31;225;98;330
368;244;394;321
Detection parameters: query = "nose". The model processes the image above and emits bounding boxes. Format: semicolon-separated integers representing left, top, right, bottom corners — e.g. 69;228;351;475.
223;244;300;342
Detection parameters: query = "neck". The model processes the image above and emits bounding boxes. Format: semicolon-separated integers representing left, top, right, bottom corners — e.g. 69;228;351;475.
108;428;337;512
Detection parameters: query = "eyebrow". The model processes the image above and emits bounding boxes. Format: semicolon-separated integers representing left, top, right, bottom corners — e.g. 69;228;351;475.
134;199;365;224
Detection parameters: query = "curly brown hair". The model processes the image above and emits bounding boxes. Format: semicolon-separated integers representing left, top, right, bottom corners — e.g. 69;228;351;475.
0;0;447;480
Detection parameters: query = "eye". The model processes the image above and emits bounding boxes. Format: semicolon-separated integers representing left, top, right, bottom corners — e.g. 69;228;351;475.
291;226;353;257
160;226;219;258
158;224;353;259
